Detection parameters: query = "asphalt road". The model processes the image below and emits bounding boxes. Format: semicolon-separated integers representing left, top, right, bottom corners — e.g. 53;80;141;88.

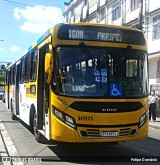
0;101;160;165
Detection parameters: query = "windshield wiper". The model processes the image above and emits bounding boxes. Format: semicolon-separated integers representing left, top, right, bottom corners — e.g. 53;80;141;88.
79;41;95;66
79;41;102;88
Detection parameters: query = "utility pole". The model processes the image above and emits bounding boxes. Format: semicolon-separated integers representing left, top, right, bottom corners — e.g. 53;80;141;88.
138;0;143;30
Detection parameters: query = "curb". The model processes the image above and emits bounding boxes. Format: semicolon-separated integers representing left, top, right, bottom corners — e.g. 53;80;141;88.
149;122;160;129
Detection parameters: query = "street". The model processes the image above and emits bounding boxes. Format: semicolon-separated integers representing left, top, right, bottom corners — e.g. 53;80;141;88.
0;101;160;165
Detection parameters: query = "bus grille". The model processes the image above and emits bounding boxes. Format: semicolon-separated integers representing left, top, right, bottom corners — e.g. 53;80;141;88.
86;129;100;137
119;128;131;136
79;128;137;138
69;101;143;113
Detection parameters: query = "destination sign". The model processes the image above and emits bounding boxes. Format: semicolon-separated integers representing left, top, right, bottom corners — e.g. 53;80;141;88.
57;25;145;45
69;30;122;42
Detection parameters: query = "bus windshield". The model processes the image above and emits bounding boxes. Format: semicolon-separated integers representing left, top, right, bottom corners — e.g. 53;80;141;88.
52;45;148;98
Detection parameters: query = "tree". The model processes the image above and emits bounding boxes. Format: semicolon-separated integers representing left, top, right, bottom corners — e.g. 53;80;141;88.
0;72;5;84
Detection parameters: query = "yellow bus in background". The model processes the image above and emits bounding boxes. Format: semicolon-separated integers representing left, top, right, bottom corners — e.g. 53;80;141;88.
5;23;149;143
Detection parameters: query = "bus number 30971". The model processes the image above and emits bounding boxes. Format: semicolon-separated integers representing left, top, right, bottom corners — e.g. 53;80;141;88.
77;116;93;121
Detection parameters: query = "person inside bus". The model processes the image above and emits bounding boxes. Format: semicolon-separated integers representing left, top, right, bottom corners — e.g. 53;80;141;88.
149;90;160;121
85;67;94;84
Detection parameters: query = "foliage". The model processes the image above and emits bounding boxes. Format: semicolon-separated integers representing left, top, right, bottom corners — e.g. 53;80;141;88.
0;71;5;84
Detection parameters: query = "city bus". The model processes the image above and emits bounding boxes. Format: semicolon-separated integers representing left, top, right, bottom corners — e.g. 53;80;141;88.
5;23;149;143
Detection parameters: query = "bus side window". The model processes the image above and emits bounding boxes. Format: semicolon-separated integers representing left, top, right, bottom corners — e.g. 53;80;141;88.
30;49;38;81
12;65;16;85
20;58;25;83
10;65;15;85
19;61;22;83
8;70;11;86
10;68;12;85
24;54;30;82
6;71;8;85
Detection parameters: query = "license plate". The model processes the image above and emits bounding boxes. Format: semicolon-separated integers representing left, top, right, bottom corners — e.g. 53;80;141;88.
101;131;118;137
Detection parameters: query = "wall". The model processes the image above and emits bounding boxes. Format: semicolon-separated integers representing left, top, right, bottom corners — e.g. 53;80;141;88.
149;0;160;13
148;56;160;91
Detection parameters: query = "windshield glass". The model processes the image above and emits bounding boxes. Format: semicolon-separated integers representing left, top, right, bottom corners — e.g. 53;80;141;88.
52;45;148;98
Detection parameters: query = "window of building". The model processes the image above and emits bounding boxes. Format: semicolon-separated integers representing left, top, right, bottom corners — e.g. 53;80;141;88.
156;59;160;83
153;15;160;40
65;14;69;23
131;0;140;12
70;10;74;17
30;49;38;81
89;0;97;8
112;2;121;21
99;7;105;21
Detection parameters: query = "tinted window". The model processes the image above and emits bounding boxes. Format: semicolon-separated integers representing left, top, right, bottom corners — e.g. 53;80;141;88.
20;57;25;83
24;54;30;82
30;50;38;81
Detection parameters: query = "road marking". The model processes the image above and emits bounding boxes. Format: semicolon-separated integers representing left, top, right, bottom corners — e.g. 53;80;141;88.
0;119;24;165
0;132;8;157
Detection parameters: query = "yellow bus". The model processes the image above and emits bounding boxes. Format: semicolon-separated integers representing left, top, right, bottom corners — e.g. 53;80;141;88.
5;23;149;143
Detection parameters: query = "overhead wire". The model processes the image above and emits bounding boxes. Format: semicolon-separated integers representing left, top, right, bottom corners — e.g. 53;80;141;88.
2;0;33;7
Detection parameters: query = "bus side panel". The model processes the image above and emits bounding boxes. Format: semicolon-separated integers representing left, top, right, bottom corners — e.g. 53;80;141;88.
5;86;9;109
19;83;27;122
24;82;37;125
18;83;37;125
12;84;16;114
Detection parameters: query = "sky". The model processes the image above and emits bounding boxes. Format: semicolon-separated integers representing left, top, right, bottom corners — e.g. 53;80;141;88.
0;0;68;63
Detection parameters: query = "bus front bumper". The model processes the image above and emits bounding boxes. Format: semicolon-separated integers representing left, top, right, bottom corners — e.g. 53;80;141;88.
50;118;149;143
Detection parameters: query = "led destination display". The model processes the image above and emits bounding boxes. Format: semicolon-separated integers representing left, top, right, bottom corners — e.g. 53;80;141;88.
57;24;145;45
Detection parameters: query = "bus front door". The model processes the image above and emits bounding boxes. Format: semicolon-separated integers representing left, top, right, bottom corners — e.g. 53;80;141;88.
37;45;50;140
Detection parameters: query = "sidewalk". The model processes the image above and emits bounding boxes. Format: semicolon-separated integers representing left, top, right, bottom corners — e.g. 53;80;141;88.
149;117;160;129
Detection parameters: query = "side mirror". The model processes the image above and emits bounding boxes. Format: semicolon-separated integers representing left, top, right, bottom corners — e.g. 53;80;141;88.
45;44;53;83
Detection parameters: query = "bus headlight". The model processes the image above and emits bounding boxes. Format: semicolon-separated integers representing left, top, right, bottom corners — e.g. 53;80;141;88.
66;115;74;124
52;106;76;129
139;110;149;128
65;115;76;128
55;109;63;119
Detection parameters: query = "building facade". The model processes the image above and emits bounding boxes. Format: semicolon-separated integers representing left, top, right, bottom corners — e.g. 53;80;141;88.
63;0;160;94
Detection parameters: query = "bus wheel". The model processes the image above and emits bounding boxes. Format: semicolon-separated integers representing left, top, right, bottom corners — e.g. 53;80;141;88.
33;113;43;143
11;102;17;120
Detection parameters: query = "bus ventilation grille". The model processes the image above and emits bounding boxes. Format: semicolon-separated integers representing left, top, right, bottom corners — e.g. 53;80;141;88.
70;101;143;113
80;128;137;138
